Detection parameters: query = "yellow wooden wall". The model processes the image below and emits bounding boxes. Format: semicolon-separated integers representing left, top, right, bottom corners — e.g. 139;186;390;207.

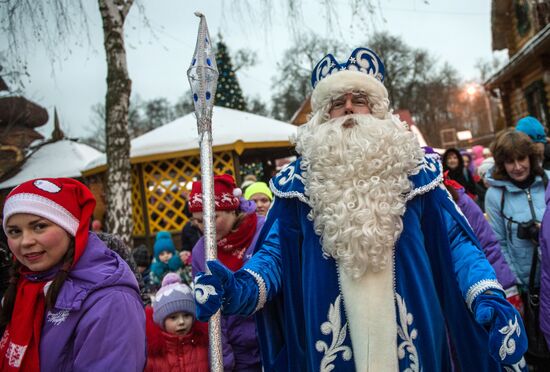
131;151;236;236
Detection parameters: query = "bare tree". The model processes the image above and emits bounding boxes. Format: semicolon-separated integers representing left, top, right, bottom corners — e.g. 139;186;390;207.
1;0;386;246
1;0;137;245
270;34;346;121
224;0;386;40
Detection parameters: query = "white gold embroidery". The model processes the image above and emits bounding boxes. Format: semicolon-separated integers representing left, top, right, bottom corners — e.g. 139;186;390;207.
6;342;27;368
409;153;440;176
503;357;526;372
277;163;305;186
465;279;504;310
406;170;443;201
315;294;352;371
244;269;267;313
47;309;70;325
270;179;313;207
193;278;218;305
499;315;521;360
396;293;420;372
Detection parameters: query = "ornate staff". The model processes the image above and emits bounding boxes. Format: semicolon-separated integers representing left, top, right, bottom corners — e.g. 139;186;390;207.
187;12;223;372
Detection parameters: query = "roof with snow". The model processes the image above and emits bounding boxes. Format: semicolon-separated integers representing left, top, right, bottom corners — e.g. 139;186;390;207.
83;106;297;174
0;140;103;189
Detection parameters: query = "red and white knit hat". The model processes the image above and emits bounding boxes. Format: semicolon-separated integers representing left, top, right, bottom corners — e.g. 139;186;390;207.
2;178;96;265
188;174;241;213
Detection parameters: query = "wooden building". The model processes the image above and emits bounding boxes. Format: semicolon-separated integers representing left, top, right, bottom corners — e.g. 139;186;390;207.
81;106;297;242
485;0;550;130
0;81;49;180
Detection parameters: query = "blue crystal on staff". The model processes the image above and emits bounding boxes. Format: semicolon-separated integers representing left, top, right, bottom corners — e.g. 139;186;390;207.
187;12;219;127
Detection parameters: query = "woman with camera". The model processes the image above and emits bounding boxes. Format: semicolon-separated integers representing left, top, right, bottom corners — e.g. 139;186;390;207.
485;129;550;368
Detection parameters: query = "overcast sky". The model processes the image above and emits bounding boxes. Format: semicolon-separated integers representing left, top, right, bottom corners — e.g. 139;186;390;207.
1;0;504;140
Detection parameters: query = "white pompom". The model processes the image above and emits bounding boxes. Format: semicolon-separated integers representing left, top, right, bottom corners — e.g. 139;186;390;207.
233;188;242;197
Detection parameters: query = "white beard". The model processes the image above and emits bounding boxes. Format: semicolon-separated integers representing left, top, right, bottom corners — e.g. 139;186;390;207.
295;113;424;279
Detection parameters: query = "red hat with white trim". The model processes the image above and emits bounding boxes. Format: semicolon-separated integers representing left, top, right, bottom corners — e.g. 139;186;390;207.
188;174;241;213
2;178;96;266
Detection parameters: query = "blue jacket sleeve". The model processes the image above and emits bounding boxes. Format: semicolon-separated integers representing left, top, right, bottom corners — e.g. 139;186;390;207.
73;290;146;371
227;219;283;316
443;206;504;310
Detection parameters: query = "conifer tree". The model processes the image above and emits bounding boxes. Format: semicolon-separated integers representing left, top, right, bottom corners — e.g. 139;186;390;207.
215;39;247;111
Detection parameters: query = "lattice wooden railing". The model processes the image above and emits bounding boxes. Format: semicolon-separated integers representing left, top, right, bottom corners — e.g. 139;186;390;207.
131;151;236;236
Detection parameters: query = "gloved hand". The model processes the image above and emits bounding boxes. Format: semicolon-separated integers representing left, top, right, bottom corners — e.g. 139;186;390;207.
194;260;255;321
473;292;527;365
505;286;524;317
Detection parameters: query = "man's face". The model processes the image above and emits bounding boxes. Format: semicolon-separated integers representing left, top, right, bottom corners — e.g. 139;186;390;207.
328;92;371;119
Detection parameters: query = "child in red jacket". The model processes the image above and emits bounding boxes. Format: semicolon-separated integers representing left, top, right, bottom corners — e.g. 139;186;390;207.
145;273;208;372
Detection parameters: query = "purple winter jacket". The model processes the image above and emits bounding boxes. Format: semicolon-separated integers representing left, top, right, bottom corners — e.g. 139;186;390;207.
192;215;265;372
538;184;550;348
37;233;146;371
456;186;517;289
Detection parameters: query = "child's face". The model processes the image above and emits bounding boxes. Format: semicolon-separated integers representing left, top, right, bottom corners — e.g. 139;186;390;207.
164;311;193;335
158;250;173;263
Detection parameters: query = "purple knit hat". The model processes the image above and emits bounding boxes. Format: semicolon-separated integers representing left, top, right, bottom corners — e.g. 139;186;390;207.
152;273;195;328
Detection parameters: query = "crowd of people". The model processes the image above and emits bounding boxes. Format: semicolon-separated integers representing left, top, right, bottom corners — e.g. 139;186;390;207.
0;45;548;371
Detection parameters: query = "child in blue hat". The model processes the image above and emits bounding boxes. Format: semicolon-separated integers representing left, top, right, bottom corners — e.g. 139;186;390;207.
149;231;189;288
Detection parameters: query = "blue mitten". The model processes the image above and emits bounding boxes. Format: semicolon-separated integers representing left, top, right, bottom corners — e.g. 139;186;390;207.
194;260;259;321
473;293;527;365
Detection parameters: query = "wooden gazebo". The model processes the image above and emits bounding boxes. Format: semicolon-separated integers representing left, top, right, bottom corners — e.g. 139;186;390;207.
82;106;297;242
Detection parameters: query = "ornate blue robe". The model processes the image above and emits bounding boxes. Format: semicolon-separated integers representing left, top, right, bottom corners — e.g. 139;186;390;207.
234;155;509;371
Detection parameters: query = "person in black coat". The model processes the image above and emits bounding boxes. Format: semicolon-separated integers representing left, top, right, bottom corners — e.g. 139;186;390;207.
442;148;478;199
180;202;202;252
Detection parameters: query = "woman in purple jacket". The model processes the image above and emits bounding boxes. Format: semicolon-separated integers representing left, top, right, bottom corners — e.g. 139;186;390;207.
538;184;550;349
0;178;145;371
444;175;524;312
189;175;264;372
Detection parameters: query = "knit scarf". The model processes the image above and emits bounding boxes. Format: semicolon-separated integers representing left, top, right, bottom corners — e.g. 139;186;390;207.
0;272;47;371
217;213;257;271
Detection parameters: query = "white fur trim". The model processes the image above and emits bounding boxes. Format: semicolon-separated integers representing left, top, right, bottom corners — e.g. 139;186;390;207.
311;70;388;113
3;193;78;236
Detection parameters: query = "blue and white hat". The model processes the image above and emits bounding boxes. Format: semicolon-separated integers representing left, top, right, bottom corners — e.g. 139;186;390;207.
310;47;388;113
